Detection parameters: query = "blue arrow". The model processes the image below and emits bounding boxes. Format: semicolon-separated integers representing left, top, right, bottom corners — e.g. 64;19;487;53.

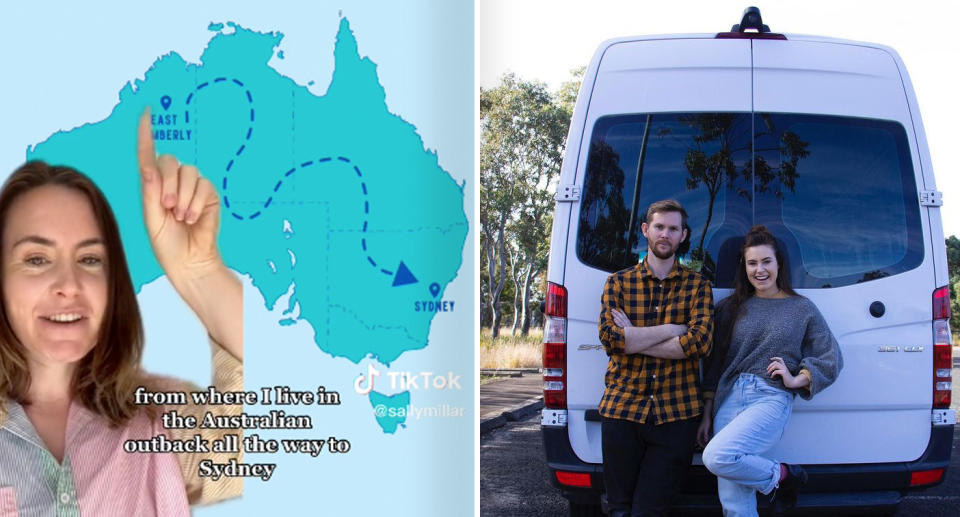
392;261;418;287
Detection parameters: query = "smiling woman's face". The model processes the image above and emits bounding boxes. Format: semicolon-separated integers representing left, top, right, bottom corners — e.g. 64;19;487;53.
1;185;108;370
744;244;779;296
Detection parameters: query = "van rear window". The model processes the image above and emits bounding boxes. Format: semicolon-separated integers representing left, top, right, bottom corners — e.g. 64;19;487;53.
575;113;923;288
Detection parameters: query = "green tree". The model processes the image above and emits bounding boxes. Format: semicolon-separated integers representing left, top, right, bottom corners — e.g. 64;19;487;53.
556;66;585;117
481;73;568;338
946;236;960;333
512;199;555;334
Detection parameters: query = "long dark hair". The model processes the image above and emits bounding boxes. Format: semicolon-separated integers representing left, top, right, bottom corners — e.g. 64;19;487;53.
719;225;797;345
0;161;145;426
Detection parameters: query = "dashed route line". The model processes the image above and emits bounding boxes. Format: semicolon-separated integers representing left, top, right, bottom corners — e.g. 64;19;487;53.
224;155;389;276
329;222;470;235
183;77;407;280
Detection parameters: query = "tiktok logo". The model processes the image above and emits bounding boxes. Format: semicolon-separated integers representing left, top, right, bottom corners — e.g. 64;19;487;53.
354;364;381;395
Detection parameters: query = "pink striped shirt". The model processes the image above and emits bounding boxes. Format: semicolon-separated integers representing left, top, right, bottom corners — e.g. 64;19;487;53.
70;403;191;516
0;341;242;516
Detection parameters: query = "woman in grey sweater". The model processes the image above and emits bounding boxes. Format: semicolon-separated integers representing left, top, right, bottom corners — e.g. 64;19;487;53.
699;226;842;516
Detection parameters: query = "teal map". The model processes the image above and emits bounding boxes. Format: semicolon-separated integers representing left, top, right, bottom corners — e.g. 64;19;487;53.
369;390;411;434
26;17;469;384
4;5;473;513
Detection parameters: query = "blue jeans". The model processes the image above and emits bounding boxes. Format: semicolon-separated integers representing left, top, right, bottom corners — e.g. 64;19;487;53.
702;373;794;517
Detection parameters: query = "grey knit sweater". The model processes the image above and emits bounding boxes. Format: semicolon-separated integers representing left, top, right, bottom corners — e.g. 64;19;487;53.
703;295;843;415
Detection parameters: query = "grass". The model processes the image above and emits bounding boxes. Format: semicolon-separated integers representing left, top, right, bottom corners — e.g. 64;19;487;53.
480;327;543;369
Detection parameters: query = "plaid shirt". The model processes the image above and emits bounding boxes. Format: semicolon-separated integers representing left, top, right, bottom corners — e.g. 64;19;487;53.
598;258;713;424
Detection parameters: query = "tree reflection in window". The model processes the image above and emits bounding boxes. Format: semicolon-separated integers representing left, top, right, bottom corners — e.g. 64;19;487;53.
575;113;919;288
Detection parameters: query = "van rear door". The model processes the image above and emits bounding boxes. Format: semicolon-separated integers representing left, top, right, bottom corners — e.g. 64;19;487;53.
752;38;934;463
564;37;752;464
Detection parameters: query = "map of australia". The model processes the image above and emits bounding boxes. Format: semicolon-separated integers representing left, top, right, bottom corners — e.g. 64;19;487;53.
26;18;468;373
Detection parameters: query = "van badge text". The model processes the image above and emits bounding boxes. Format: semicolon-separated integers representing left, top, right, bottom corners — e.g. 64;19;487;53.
877;346;899;352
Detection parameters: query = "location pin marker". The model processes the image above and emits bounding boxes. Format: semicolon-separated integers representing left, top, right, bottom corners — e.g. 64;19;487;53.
160;95;172;111
429;282;441;298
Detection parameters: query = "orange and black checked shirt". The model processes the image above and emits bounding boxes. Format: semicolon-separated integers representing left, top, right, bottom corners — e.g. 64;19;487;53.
598;258;713;424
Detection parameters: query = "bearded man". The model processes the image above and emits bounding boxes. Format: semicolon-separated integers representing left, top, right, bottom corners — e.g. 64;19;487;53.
597;199;714;516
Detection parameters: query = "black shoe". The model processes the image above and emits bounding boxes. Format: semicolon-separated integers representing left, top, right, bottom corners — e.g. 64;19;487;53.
771;464;808;513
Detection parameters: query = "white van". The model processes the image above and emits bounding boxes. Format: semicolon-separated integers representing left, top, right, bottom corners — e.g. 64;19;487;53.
540;8;956;515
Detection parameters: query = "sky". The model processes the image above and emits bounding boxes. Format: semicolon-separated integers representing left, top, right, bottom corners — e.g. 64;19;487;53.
477;0;960;237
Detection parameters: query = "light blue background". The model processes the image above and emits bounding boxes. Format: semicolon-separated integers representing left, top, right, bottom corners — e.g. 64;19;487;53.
0;2;475;515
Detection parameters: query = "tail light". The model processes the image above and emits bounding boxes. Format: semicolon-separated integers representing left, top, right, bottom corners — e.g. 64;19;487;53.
910;468;944;487
715;32;787;40
543;282;568;409
932;286;952;408
555;471;592;488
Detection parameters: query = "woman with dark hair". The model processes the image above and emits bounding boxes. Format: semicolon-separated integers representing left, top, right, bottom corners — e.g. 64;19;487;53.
698;225;842;516
0;110;242;515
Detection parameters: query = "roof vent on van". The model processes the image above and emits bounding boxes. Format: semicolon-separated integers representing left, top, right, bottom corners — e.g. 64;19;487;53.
717;6;787;40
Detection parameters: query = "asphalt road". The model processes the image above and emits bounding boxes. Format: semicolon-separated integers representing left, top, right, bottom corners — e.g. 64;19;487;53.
480;367;960;517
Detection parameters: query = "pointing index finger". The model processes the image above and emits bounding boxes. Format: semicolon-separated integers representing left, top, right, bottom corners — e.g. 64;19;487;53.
137;107;157;182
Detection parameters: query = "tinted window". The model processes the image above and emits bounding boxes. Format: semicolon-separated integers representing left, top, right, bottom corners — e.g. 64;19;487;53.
576;113;922;288
755;114;922;287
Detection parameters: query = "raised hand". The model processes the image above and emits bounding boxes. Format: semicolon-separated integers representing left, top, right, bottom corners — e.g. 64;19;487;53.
136;107;222;285
135;107;242;359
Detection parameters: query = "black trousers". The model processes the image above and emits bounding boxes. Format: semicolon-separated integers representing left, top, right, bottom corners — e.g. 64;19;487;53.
601;415;699;517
